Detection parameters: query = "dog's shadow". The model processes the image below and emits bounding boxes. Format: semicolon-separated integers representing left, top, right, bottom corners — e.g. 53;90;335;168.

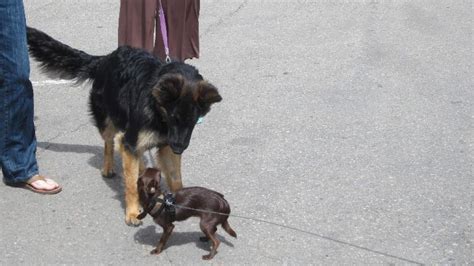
37;141;127;209
134;225;235;252
38;142;235;251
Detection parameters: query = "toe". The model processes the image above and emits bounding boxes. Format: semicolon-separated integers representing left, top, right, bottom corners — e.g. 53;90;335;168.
101;170;115;178
43;178;59;188
29;179;55;190
125;214;143;227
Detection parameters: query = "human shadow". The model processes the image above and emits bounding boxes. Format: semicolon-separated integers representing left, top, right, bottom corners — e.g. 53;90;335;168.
134;225;235;252
37;141;126;209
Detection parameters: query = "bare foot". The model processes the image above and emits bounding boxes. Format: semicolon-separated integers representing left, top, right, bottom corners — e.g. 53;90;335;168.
29;176;59;190
24;175;62;194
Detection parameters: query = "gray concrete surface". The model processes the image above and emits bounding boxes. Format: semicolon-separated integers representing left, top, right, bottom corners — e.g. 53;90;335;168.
1;0;472;264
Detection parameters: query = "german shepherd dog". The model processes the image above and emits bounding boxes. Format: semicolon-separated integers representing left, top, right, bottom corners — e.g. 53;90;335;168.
26;27;222;226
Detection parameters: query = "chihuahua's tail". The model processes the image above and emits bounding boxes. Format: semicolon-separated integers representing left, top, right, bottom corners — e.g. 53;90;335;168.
222;220;237;238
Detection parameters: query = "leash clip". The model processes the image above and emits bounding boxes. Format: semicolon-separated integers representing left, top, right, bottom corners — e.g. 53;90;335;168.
164;193;175;206
159;0;171;64
164;193;176;221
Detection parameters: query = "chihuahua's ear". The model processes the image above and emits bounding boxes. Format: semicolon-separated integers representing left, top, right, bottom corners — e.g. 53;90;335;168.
152;74;184;105
196;81;222;114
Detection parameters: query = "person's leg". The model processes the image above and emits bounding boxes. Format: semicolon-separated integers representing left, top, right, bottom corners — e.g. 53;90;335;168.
0;0;59;192
183;0;200;60
118;0;156;53
154;0;200;61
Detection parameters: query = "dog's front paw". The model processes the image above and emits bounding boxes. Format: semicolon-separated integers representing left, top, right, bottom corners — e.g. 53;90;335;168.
101;168;115;179
150;248;162;255
202;254;213;260
125;212;142;227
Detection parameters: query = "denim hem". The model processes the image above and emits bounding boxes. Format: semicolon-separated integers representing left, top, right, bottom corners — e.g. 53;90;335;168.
24;170;40;182
3;170;39;185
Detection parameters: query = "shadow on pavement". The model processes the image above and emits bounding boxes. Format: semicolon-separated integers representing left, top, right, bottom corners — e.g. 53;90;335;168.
37;141;126;209
134;225;235;251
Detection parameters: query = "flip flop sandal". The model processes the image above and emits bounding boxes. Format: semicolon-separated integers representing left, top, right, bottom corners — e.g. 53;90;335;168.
7;175;62;195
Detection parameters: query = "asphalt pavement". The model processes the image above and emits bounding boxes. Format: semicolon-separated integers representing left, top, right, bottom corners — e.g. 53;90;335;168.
0;0;472;264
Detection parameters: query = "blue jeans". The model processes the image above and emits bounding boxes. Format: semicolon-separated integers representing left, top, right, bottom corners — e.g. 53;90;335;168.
0;0;39;183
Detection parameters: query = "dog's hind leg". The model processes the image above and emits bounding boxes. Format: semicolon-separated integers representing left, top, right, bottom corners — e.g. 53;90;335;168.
100;120;117;178
120;145;143;226
200;222;220;260
101;139;115;178
157;145;182;192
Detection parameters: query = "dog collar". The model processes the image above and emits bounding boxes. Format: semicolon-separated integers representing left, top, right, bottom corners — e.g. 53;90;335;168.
137;193;164;220
197;116;204;124
137;193;176;220
148;200;165;218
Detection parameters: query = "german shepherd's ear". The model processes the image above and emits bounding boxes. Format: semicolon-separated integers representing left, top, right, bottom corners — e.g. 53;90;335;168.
152;74;184;105
196;81;222;114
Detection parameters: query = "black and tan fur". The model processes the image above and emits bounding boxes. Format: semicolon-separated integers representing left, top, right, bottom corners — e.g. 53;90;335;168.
26;27;222;226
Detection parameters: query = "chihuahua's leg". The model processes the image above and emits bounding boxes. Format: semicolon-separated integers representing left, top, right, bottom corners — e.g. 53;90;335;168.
152;223;175;255
200;223;220;260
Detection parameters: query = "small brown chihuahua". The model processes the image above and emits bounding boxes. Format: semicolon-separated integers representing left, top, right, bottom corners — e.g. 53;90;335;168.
137;168;237;260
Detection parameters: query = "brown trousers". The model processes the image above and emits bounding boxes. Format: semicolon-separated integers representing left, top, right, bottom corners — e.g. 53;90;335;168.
118;0;200;61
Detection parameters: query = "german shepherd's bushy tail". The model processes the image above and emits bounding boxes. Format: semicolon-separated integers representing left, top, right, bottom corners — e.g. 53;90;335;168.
26;27;102;83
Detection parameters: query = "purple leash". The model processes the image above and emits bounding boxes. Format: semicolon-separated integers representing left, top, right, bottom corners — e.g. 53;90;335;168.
145;0;171;168
157;0;204;125
158;0;171;63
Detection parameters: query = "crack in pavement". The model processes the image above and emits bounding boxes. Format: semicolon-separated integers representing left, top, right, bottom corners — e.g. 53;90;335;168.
37;121;91;154
201;0;248;37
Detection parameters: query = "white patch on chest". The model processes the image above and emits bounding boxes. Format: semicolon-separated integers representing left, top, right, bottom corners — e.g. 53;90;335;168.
136;130;163;152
